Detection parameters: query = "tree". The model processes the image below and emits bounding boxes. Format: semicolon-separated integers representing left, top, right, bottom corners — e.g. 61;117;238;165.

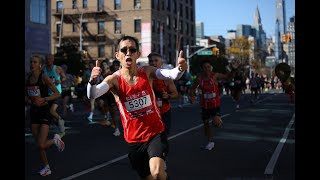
54;42;83;76
226;36;250;65
189;54;229;76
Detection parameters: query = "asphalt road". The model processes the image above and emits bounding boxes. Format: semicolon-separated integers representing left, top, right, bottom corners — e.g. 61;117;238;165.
25;90;295;180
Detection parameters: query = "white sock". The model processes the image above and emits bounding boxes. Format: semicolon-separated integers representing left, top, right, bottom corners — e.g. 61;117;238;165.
89;112;93;118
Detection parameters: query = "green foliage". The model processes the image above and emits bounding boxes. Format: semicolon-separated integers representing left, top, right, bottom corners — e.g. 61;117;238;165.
54;44;83;76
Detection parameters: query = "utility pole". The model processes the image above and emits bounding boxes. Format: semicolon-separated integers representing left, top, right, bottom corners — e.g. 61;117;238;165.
186;45;189;72
175;11;180;66
79;9;84;52
58;8;64;47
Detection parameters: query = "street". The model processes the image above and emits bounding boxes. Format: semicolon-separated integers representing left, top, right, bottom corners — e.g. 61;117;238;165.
25;90;295;180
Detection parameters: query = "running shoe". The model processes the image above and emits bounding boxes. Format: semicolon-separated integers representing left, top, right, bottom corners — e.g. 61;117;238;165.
113;128;121;136
69;104;74;112
205;142;215;151
87;116;93;122
39;165;51;176
54;134;65;152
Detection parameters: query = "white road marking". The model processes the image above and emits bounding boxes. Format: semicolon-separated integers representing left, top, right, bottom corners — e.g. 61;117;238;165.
61;114;230;180
264;114;295;175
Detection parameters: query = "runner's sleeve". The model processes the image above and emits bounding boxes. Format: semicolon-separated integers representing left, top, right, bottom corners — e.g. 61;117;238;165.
87;81;110;99
156;67;184;80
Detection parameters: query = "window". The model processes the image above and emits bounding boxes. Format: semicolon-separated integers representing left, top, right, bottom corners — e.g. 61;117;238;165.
161;0;165;11
173;0;177;14
166;16;171;29
56;0;62;13
98;45;105;58
157;21;160;33
98;0;104;11
98;21;105;34
166;0;171;11
179;20;183;31
72;0;77;9
134;0;141;9
30;0;47;24
56;24;61;36
83;0;87;8
191;25;194;36
162;23;165;34
185;7;189;19
82;22;88;31
73;23;77;32
152;19;155;33
186;24;189;34
180;4;183;17
115;20;121;33
134;19;141;33
152;0;158;9
115;0;121;10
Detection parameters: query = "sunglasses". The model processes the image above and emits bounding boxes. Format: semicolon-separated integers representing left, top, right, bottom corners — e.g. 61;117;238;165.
120;48;137;54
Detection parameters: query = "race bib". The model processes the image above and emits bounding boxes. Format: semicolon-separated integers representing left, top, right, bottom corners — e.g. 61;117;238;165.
125;94;152;112
27;86;41;97
204;92;216;99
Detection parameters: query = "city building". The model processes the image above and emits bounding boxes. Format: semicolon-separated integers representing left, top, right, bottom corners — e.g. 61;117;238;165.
25;0;51;73
287;16;295;69
196;21;204;45
274;0;287;63
51;0;196;66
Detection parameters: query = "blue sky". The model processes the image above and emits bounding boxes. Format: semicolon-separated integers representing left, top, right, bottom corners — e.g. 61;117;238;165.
195;0;295;38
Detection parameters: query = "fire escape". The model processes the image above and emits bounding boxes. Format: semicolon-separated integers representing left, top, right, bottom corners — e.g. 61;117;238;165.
52;2;118;60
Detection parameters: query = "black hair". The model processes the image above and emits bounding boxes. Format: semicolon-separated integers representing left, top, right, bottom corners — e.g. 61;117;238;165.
147;52;162;61
201;60;212;67
116;36;139;51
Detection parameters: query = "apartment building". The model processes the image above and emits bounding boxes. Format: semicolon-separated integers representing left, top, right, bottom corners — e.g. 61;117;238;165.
25;0;51;73
51;0;196;65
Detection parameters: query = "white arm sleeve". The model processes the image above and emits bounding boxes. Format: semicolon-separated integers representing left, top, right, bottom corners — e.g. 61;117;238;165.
155;67;184;80
87;81;110;100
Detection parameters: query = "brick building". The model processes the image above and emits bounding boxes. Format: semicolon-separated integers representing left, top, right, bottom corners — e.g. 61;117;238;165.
51;0;195;66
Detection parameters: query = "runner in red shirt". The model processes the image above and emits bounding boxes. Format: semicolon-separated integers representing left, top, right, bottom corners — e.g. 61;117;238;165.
190;60;240;150
148;52;178;135
87;36;187;180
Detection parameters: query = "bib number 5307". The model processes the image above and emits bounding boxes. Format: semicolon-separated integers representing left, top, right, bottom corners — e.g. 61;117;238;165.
125;95;152;112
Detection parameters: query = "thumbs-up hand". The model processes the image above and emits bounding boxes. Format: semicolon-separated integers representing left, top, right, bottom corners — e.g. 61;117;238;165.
90;60;102;81
177;50;188;72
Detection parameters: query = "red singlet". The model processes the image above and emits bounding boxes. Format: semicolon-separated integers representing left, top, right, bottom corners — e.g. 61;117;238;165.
115;67;164;143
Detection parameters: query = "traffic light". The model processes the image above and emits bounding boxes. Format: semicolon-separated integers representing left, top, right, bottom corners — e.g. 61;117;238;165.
287;33;291;42
212;47;219;56
282;34;287;43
